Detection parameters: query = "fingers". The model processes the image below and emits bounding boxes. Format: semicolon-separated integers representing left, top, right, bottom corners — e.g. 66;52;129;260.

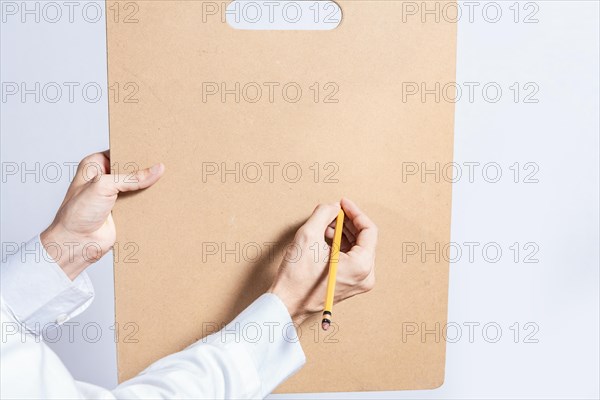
328;214;357;236
325;226;334;239
74;152;110;185
341;197;378;251
340;198;377;279
97;163;165;195
342;224;356;244
61;152;110;205
326;225;356;246
302;202;341;234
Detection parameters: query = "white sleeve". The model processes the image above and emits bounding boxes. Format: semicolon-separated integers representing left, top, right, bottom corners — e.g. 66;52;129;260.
1;236;304;398
110;293;306;399
0;235;94;335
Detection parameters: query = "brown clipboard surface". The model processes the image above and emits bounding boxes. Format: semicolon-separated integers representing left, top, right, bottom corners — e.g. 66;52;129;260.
107;0;456;392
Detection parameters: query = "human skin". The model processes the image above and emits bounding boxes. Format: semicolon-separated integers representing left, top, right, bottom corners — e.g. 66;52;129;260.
41;151;377;325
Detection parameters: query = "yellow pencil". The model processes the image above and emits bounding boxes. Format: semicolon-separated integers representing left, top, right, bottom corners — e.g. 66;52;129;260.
322;209;345;331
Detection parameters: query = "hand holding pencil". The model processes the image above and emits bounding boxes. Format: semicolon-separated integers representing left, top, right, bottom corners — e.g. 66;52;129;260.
268;198;378;327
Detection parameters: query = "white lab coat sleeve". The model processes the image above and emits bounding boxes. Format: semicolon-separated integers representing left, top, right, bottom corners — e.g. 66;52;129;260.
110;293;306;399
0;235;94;335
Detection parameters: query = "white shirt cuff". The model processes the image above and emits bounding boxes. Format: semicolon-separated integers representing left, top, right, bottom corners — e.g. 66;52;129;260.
0;235;94;335
200;293;306;397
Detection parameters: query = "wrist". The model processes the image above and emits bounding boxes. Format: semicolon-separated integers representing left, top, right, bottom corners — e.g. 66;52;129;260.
267;283;310;326
40;223;93;280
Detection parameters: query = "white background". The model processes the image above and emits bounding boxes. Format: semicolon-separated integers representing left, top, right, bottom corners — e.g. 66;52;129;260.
1;1;599;398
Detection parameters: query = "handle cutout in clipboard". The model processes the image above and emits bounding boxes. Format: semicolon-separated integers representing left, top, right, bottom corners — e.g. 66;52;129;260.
224;1;342;30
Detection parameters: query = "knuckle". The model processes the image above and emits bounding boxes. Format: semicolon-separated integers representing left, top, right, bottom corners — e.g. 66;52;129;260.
353;251;373;280
294;227;312;244
371;224;379;238
79;154;96;166
361;275;376;292
79;154;104;182
315;203;327;212
79;154;102;170
352;264;370;281
360;264;372;280
358;250;372;267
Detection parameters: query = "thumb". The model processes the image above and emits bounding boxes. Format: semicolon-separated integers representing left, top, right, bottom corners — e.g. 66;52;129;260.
99;163;165;194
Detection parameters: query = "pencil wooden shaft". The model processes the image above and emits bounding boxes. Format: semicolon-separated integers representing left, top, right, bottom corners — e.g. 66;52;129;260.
324;210;345;314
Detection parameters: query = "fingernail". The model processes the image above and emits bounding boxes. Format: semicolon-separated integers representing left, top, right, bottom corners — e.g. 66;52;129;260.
150;163;161;174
